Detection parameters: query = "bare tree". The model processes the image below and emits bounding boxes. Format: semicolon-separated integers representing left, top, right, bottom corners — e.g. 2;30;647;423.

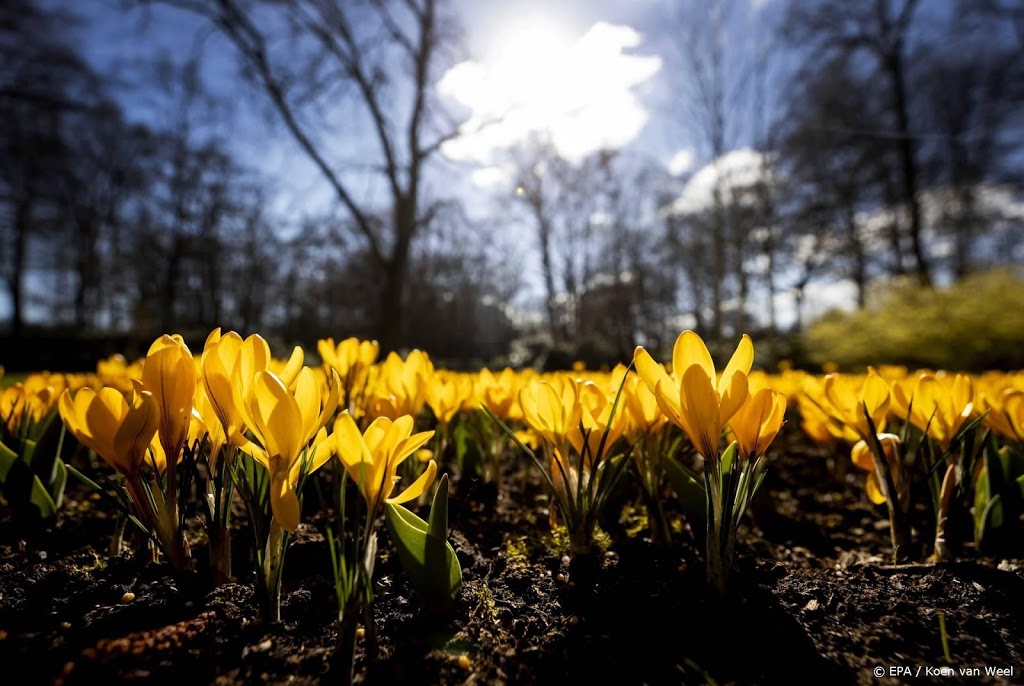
915;12;1024;278
508;137;670;358
0;0;104;335
785;0;932;287
780;53;894;309
665;0;762;340
148;0;466;350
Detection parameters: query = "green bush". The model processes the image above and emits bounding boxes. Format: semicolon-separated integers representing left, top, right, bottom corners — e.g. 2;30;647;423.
803;268;1024;372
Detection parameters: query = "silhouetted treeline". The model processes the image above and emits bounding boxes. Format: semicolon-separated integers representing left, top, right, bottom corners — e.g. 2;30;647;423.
1;0;1022;371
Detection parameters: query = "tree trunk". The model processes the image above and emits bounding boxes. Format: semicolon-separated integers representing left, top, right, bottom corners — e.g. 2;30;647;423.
887;44;931;287
8;194;33;338
536;212;560;346
845;204;868;308
73;212;99;330
378;199;415;352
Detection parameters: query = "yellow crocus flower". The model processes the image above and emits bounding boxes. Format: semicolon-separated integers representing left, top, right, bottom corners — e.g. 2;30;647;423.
622;372;667;440
332;411;436;513
851;433;903;505
569;380;624;467
367;350;433;421
201;328;303;440
58;381;158;479
142;334;196;463
477;368;520;421
979;389;1024;443
795;387;835;444
318;337;379;382
634;331;753;460
232;367;339;532
426;374;472;429
518;378;581;463
821;368;890;442
729;388;787;460
898;372;974;450
190;384;227;471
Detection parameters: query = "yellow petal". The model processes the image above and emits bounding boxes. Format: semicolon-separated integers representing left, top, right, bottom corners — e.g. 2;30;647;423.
717;369;749;427
317;338;337;370
202;332;243;433
362;416;392;455
293;367;321;441
951;374;973;415
673;331;714;383
861;370;891;428
633;347;673;396
719;334;755;389
680;364;721;458
252;372;303;462
59;388;86;435
387;459;437;505
230;427;269;466
112;390;159;474
890;379;912;422
394;429;436;468
385;415;415;456
730;387;771;457
653;378;685;432
279;346;305;387
850;439;874;472
865;473;887;505
290;427;335;487
238;334;272;387
334;412;371;470
143;336;195;455
270;472;301;532
317;369;341;435
204;327;223;349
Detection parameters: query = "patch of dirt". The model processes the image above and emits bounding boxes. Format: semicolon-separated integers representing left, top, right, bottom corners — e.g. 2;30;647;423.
1;428;1022;685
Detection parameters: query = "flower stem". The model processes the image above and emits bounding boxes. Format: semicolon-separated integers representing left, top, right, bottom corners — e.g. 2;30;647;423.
333;607;360;686
261;518;288;623
932;463;957;562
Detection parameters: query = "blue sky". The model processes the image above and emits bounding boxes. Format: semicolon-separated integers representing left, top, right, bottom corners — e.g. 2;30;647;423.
56;0;782;183
38;0;1002;329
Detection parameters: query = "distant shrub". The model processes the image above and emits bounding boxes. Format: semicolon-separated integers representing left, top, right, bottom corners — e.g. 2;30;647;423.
803;268;1024;372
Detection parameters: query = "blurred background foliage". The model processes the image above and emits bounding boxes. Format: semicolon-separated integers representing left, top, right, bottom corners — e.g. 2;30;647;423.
2;0;1022;372
804;268;1024;372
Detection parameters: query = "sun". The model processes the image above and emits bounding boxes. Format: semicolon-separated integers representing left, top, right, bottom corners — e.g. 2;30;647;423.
484;17;574;113
438;17;662;166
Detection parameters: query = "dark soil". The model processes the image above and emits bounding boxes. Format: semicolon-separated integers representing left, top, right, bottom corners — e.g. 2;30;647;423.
1;428;1022;685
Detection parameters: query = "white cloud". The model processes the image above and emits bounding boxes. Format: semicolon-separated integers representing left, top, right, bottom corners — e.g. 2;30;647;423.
667;148;695;176
439;21;661;164
670;148;773;215
470;166;510;188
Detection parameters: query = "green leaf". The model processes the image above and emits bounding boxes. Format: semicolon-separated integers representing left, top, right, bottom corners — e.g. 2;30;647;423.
50;458;67;507
0;439;59;520
0;438;19;479
976;493;1003;552
974;443;1024;553
28;410;70;480
720;441;738;475
385;474;462;610
662;455;707;539
452;419;470;471
427;472;448;540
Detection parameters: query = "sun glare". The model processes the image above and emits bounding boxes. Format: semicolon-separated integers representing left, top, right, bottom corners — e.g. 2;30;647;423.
439;17;662;171
486;19;572;112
